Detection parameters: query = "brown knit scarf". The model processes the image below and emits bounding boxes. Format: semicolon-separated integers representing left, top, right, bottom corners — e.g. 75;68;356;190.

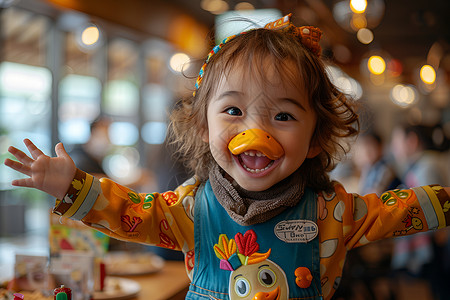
209;164;305;226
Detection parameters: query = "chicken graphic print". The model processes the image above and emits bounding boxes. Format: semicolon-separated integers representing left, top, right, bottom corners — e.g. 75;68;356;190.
213;229;290;299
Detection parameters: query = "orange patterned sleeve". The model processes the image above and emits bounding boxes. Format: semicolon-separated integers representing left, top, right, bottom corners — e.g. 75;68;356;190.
335;183;450;250
316;183;450;299
54;169;200;252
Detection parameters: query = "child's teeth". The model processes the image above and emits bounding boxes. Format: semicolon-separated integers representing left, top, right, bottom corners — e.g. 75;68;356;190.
243;161;274;173
243;151;264;157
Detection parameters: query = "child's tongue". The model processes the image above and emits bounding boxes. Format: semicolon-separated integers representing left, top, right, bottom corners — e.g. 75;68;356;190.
239;151;272;170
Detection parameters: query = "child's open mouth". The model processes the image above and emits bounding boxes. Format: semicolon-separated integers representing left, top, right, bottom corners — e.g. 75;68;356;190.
228;128;284;176
235;150;276;174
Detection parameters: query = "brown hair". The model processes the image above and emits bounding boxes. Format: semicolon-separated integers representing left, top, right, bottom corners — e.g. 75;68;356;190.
169;28;359;191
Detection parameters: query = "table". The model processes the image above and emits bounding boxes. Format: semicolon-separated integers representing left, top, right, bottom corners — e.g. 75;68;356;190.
123;261;190;300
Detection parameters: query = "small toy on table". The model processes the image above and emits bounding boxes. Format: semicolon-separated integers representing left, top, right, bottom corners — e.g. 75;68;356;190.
53;286;71;300
13;293;24;300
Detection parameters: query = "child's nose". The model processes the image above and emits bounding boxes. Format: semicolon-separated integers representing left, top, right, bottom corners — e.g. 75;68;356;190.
228;128;284;160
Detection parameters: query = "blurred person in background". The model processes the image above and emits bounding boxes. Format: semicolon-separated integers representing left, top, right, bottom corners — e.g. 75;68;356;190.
391;124;448;188
354;131;402;196
68;117;112;178
390;124;450;300
69;117;156;192
334;131;401;300
70;117;160;254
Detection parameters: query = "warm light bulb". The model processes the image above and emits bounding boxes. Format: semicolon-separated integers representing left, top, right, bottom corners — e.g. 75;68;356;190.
350;0;367;13
351;14;367;30
201;0;229;14
357;28;373;44
235;2;254;10
81;25;100;46
169;52;190;73
420;64;436;84
390;84;417;107
368;56;386;75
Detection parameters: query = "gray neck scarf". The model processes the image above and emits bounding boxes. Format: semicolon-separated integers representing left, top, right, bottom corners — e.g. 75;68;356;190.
209;164;305;226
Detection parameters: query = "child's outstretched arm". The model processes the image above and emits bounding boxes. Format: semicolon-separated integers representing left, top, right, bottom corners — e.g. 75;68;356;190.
5;138;199;254
4;139;76;200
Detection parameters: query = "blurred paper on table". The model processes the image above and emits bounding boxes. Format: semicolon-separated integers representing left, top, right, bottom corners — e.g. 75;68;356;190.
50;251;93;300
49;213;109;257
13;255;50;292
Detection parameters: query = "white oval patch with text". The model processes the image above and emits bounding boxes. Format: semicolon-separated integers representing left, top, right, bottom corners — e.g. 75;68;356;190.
274;220;318;243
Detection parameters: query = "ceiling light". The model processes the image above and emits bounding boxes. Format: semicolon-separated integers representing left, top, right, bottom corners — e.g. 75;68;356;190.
350;0;367;13
420;64;436;84
333;0;384;32
351;14;367;30
201;0;229;14
390;84;417;107
169;52;190;73
81;25;100;46
235;2;254;11
356;28;373;44
368;55;385;75
76;23;103;51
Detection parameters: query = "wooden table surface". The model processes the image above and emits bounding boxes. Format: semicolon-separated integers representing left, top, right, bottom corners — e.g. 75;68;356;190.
123;260;190;300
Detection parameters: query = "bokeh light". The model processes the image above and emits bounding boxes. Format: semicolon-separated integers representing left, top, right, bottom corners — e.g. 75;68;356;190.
368;55;386;75
333;0;385;33
350;0;367;13
235;2;254;10
356;28;373;44
109;122;139;146
81;25;99;46
390;84;418;107
387;59;403;77
420;64;436;84
201;0;229;15
142;121;167;144
103;147;142;185
351;14;367;30
169;52;190;73
326;65;363;100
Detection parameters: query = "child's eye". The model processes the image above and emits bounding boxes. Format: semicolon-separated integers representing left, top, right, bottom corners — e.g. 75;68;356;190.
226;107;242;116
275;112;295;121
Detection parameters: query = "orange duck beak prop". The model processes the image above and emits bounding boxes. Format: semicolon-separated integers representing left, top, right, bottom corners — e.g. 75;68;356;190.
228;128;284;160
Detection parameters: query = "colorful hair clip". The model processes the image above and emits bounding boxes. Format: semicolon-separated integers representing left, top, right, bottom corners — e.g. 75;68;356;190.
194;33;244;93
264;14;322;57
193;13;322;96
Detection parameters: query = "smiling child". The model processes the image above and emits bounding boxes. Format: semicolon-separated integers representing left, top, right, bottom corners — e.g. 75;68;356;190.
5;14;450;300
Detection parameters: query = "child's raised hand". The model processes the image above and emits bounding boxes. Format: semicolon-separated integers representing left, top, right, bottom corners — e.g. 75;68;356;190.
4;139;76;200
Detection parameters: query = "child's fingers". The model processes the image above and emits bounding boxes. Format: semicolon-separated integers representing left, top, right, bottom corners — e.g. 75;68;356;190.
12;178;34;188
4;158;32;176
7;146;34;166
55;142;68;158
24;139;45;160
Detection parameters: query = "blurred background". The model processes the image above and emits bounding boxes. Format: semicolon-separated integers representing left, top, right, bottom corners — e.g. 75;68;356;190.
0;0;450;299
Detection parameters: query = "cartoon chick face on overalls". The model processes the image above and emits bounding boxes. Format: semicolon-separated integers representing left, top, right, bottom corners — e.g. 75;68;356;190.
214;230;289;300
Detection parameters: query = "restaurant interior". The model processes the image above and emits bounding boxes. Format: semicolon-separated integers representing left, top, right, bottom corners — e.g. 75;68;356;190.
1;0;450;299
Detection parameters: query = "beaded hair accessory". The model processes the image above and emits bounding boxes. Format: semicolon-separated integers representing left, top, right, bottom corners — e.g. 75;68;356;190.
193;13;322;95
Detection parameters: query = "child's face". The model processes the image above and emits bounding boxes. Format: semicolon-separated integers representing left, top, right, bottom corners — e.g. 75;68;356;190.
204;63;320;191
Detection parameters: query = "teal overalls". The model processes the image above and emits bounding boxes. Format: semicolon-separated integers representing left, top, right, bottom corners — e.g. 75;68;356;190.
186;180;323;299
